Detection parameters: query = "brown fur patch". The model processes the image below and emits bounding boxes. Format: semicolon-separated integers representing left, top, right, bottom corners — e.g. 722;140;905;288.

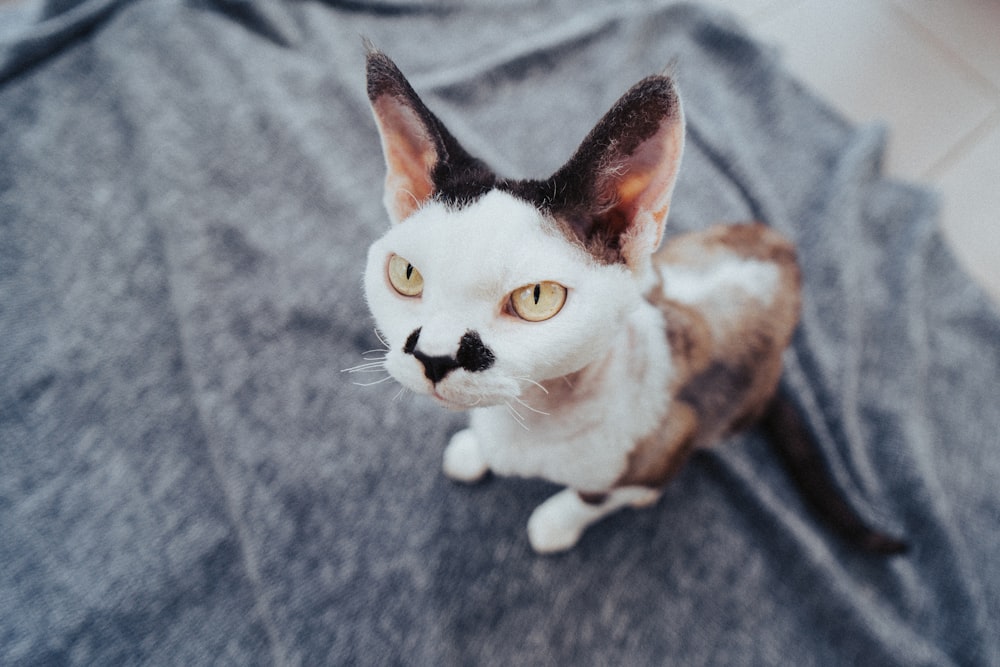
615;222;801;490
618;401;699;488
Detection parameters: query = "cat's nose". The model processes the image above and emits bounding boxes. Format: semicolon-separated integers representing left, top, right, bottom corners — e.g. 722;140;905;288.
415;352;461;384
403;328;495;384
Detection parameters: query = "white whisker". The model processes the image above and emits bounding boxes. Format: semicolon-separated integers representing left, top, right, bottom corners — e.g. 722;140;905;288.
514;376;549;394
514;395;550;416
345;329;396;390
392;385;408;402
341;361;388;374
353;375;394;387
504;401;529;431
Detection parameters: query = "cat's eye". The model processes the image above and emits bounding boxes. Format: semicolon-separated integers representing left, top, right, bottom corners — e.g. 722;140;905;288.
509;282;567;322
387;255;424;297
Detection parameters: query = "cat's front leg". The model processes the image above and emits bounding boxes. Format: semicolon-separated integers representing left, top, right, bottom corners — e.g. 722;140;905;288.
527;486;661;554
443;428;490;483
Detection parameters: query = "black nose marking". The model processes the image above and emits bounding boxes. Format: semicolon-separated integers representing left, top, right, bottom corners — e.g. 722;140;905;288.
403;328;421;355
403;328;495;384
456;331;495;372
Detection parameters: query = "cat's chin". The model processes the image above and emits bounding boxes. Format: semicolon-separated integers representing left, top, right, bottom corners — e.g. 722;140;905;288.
431;389;475;412
428;386;515;412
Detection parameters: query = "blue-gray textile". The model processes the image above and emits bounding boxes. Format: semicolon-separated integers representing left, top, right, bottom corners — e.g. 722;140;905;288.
2;1;998;665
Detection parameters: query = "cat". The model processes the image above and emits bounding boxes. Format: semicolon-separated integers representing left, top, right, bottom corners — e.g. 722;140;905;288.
357;48;905;555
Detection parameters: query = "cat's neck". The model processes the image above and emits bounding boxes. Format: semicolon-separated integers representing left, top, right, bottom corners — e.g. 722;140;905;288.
516;301;673;433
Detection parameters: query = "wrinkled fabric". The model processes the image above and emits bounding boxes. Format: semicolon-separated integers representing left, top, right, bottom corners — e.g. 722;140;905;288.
2;1;998;664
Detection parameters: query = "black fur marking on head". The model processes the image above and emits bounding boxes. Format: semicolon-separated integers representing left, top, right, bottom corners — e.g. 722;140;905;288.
368;48;680;259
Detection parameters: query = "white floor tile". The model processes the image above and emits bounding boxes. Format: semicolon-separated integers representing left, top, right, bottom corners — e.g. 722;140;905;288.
750;0;996;180
888;0;1000;92
933;117;1000;304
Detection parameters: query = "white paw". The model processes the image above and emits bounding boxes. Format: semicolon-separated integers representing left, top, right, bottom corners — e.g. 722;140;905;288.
527;490;589;554
443;429;489;483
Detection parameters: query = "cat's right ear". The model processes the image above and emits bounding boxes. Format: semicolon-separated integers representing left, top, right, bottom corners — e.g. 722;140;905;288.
365;49;450;224
366;49;440;223
547;74;684;270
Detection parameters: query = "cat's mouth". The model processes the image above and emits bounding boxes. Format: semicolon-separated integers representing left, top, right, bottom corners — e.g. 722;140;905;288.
388;353;519;410
431;388;473;411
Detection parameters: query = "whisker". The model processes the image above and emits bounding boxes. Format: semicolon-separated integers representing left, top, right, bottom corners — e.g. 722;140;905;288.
392;385;408;402
504;401;529;431
448;394;482;409
514;395;550;416
352;375;394;387
514;376;549;395
341;361;388;373
373;328;391;349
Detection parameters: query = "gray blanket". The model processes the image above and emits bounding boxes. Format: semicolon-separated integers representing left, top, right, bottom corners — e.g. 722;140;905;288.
2;1;998;664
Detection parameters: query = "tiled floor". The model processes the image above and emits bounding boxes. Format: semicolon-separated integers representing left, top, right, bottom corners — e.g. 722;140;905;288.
709;0;1000;305
2;1;997;303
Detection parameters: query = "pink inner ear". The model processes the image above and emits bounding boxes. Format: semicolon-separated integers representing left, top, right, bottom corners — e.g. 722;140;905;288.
608;114;685;266
617;128;683;226
373;96;438;222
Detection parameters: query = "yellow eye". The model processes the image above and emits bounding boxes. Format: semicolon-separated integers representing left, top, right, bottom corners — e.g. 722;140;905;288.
509;282;567;322
387;255;424;297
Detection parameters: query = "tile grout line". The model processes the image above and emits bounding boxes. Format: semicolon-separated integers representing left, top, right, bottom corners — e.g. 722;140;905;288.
885;0;1000;98
920;107;1000;182
880;0;1000;182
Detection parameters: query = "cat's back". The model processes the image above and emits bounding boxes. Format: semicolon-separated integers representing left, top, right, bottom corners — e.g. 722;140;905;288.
651;222;801;343
642;223;802;445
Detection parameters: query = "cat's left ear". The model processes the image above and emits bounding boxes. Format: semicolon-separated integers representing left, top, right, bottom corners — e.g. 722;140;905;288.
550;75;685;270
366;48;486;224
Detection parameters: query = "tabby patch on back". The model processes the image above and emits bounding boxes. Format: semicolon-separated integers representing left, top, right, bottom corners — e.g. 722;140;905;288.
356;48;906;555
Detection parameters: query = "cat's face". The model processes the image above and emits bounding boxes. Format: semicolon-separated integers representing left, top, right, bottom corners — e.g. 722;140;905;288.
362;49;684;409
364;190;640;409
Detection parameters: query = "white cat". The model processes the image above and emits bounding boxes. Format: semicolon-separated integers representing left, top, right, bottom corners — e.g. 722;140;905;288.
358;49;905;555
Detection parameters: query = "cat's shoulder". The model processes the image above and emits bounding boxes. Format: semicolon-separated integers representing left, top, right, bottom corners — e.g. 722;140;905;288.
658;222;797;270
650;222;800;307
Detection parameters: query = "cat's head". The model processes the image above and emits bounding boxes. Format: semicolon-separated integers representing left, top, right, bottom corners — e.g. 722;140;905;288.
362;50;684;409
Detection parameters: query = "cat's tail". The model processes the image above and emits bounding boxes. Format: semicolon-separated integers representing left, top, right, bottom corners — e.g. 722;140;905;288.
760;389;908;556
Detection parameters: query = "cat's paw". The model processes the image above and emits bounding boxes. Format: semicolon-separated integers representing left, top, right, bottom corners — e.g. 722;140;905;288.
527;490;589;554
443;429;489;483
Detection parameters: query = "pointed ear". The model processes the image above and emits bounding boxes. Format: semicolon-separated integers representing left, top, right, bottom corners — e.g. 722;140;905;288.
365;49;490;224
366;50;441;223
549;75;684;269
